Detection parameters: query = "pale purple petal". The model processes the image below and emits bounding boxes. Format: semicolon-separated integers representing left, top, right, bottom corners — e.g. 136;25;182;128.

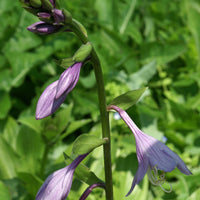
36;80;67;119
36;154;87;200
126;158;149;196
107;105;192;195
55;63;82;99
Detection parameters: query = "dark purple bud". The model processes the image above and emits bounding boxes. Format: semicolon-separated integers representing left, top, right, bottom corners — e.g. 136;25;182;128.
37;12;51;18
27;21;62;35
52;9;64;24
37;12;52;23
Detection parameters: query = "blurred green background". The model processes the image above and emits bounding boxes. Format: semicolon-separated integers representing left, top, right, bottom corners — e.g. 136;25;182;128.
0;0;200;199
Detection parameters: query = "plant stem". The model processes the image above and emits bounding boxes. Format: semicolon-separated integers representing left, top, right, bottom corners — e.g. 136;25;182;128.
70;19;113;200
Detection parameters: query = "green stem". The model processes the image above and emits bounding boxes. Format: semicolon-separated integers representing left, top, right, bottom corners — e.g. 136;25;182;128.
70;19;113;200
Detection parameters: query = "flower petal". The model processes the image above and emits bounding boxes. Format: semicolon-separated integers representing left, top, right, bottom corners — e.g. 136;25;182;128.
55;63;82;99
126;159;149;196
36;154;88;200
36;80;67;119
161;147;192;175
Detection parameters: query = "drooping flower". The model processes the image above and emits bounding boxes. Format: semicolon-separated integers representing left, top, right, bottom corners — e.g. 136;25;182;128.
36;154;87;200
107;105;192;196
36;62;82;119
79;183;106;200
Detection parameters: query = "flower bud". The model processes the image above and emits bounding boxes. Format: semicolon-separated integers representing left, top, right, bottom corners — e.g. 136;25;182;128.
41;0;54;10
30;0;42;8
73;42;92;62
52;9;64;24
37;12;52;23
27;21;62;35
22;6;39;15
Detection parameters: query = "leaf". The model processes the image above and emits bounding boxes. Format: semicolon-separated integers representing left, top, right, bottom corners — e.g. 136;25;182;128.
0;135;18;179
18;116;42;133
109;87;147;110
72;134;107;155
16;126;44;173
17;172;43;198
61;119;92;139
0;181;11;200
127;61;157;89
0;90;12;119
141;41;187;64
3;117;19;151
185;0;200;63
64;153;103;186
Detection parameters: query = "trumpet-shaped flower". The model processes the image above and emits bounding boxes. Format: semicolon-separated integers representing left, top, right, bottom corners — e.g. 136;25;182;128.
36;154;87;200
107;105;192;196
36;62;82;119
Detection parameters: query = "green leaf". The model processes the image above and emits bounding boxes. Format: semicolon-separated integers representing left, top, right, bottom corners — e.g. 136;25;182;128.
141;41;187;64
3;117;19;151
18;116;42;134
16;126;44;173
109;87;147;110
64;153;103;186
127;60;157;89
0;181;11;200
61;119;92;139
72;134;107;155
0;90;12;119
0;135;18;179
17;172;43;197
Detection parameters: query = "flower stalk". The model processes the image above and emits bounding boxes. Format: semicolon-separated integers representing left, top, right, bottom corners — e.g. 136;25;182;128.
69;19;114;200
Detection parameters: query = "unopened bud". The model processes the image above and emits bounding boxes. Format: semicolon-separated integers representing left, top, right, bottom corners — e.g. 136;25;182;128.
73;43;92;62
30;0;41;8
41;0;54;10
52;9;64;24
37;12;52;23
27;21;62;35
22;6;39;15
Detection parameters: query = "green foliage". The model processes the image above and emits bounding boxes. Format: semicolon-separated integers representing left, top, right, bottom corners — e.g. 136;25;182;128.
72;134;107;155
0;0;200;199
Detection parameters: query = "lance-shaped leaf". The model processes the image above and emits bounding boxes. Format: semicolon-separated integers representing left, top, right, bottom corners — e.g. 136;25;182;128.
63;153;103;186
109;87;147;111
72;134;107;155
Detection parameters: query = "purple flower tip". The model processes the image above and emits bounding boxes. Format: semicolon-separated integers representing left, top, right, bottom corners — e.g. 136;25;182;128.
79;183;106;200
36;154;87;200
52;9;65;24
107;105;192;196
27;21;61;35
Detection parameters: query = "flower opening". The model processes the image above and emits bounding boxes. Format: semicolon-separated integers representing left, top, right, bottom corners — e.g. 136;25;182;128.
107;105;192;196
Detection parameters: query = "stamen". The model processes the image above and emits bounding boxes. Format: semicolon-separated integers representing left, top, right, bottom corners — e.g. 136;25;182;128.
147;166;172;193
